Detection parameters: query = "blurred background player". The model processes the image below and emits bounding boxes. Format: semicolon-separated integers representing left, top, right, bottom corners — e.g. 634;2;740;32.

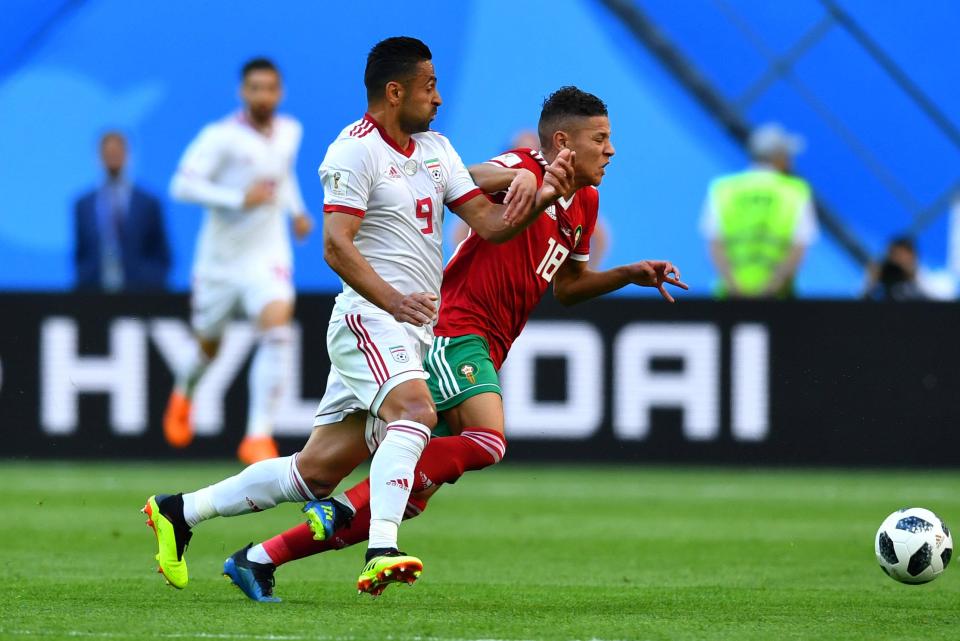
164;57;314;464
700;122;818;299
73;131;171;292
449;128;610;269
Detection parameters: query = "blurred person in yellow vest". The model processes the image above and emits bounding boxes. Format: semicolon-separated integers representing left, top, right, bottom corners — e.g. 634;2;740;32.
700;123;819;298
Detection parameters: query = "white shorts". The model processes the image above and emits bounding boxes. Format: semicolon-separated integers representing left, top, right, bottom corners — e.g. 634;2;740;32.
313;307;430;427
191;266;294;339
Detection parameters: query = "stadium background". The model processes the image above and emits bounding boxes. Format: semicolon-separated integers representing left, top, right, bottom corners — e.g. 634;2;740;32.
4;0;960;296
4;3;960;640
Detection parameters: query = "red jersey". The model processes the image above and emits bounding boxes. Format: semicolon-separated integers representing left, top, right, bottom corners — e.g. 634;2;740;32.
434;148;599;368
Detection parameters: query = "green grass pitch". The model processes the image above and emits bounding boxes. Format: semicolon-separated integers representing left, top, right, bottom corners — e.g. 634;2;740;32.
4;462;959;641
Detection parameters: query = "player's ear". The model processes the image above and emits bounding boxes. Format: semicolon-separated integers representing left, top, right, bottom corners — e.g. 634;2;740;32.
385;80;403;107
553;130;569;152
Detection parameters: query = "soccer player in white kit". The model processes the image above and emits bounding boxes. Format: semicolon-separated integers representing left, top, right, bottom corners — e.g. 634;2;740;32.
164;58;314;464
142;37;573;596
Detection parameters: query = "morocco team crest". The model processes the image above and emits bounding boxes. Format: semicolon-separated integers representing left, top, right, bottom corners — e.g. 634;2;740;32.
389;346;409;363
574;224;583;247
457;362;478;384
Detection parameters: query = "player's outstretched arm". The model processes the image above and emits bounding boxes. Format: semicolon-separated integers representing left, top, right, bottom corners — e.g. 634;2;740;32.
323;213;437;326
553;258;689;306
453;150;575;243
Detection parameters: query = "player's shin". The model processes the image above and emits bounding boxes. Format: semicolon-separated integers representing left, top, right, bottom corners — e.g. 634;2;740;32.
415;428;507;489
175;343;211;399
258;495;429;567
246;325;293;438
367;420;431;553
181;453;315;527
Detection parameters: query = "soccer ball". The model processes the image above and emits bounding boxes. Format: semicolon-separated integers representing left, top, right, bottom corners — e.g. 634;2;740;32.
875;507;952;584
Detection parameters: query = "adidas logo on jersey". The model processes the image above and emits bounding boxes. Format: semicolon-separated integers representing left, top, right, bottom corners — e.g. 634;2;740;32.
386;165;402;180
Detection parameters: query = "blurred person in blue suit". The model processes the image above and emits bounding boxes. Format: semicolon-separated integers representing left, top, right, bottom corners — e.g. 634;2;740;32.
73;131;171;291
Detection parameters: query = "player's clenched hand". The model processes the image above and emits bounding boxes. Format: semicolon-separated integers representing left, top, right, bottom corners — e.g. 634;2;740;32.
628;260;689;303
502;169;538;224
293;213;314;240
389;291;438;326
244;180;276;208
538;149;576;206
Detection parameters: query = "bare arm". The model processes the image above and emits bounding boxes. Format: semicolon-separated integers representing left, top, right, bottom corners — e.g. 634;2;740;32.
708;238;741;297
553;258;688;306
762;244;806;296
453;149;575;243
323;212;437;326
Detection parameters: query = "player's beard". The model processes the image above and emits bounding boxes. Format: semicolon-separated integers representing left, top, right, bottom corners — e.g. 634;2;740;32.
398;109;433;135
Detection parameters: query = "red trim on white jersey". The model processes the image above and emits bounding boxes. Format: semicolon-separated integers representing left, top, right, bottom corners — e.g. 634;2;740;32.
363;113;416;158
348;119;376;139
323;204;365;218
345;314;388;385
447;188;484;209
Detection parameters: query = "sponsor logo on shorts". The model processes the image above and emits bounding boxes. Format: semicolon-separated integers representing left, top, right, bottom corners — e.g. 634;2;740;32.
387;478;410;489
458;362;478;384
389;345;409;363
245;497;262;512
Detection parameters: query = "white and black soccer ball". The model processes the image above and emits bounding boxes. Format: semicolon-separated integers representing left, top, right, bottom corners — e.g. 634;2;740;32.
875;507;952;584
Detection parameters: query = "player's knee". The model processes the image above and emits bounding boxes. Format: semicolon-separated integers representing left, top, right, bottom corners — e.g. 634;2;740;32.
295;449;344;497
390;396;437;429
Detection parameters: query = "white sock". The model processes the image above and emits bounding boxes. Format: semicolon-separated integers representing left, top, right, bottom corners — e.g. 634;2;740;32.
367;420;431;550
246;543;274;565
176;342;211;398
246;326;293;438
181;453;315;528
331;491;357;516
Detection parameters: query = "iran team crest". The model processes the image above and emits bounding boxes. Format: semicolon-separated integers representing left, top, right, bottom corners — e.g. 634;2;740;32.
424;158;444;182
389;346;409;363
457;362;478;384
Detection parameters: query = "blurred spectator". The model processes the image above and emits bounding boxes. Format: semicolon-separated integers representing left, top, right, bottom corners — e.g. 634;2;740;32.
862;236;953;301
863;237;926;301
450;128;609;268
73;132;170;291
700;123;818;299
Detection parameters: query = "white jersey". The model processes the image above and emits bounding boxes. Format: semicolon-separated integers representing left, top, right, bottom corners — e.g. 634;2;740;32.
318;113;481;328
171;111;307;279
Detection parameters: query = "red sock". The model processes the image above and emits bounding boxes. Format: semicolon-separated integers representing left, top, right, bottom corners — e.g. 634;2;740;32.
261;522;337;566
412;428;506;491
260;495;429;566
343;477;370;512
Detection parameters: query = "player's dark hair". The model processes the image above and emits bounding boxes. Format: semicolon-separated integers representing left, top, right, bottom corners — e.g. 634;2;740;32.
538;86;608;148
888;235;916;254
365;37;433;101
99;130;126;148
241;57;280;80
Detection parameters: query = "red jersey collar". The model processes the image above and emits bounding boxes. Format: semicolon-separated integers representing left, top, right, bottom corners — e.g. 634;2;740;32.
363;113;416;158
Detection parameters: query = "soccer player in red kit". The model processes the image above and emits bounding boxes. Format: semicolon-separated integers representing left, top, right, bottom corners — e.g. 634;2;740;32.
221;86;688;601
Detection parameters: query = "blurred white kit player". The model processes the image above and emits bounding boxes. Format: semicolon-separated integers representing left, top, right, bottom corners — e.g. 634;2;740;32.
164;58;314;464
